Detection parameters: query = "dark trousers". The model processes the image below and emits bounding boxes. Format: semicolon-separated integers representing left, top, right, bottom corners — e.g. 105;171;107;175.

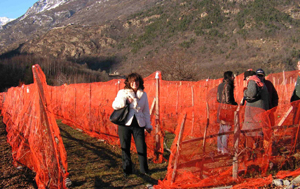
118;116;148;174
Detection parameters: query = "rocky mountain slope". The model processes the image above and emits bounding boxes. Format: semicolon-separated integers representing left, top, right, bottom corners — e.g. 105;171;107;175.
0;0;300;83
0;0;160;52
0;17;14;28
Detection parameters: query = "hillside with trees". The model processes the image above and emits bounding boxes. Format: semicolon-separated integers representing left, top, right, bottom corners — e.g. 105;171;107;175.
0;0;299;92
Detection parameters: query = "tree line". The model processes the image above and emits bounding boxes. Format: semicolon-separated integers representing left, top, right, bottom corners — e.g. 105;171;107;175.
0;54;110;92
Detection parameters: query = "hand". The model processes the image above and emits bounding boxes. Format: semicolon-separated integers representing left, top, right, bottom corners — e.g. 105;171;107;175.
127;97;133;104
146;128;152;133
240;98;245;106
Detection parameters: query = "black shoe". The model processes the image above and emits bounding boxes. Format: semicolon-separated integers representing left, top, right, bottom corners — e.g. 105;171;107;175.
141;171;150;176
123;171;132;178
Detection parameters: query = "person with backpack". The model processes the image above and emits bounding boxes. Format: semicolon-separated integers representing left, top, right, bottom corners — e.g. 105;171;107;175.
216;71;237;154
242;70;269;160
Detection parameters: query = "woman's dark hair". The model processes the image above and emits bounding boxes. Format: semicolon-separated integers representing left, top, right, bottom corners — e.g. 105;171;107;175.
224;71;233;81
124;73;145;90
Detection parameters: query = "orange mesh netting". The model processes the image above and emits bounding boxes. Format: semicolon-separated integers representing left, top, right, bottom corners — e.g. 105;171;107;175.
155;70;300;188
1;65;69;189
47;71;163;162
0;92;4;111
2;65;300;188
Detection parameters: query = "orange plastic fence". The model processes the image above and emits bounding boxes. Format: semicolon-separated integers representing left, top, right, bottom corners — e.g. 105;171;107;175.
47;72;225;163
0;92;3;111
155;70;300;188
2;65;300;188
1;65;69;189
48;72;163;162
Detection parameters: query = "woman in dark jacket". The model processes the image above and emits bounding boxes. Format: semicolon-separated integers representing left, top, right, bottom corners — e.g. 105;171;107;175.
216;71;237;154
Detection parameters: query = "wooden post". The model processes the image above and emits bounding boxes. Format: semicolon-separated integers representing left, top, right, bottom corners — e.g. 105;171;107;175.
232;109;240;179
74;87;76;122
200;102;210;178
171;113;187;183
55;87;57;114
22;85;25;106
283;71;288;100
155;72;160;160
63;85;65;118
150;98;156;115
191;86;194;107
191;86;194;135
50;86;52;105
203;102;210;148
176;84;179;112
278;106;293;126
282;70;285;85
89;83;92;131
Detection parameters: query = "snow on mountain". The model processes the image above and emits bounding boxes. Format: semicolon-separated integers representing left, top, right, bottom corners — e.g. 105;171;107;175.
0;17;15;26
22;0;69;19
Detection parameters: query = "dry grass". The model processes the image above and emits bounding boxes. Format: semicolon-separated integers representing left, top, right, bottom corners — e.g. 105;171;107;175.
0;117;170;189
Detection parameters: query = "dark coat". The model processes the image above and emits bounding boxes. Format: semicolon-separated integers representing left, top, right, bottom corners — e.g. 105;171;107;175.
264;79;278;109
217;79;237;124
217;80;237;105
291;76;300;102
242;78;269;137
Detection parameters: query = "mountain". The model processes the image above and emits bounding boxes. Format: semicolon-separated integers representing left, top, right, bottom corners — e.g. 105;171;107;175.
22;0;69;18
0;0;300;87
0;17;14;27
0;0;160;55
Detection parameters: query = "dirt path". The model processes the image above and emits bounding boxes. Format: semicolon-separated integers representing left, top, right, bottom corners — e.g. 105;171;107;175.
0;118;168;189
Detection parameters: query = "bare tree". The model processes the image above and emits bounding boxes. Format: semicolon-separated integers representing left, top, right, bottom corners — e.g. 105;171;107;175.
142;50;198;81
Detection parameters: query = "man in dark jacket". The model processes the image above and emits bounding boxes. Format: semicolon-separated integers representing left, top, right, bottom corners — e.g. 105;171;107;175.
216;71;237;154
256;68;279;109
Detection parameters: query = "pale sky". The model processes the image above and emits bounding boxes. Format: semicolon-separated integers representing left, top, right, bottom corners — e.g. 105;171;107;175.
0;0;38;19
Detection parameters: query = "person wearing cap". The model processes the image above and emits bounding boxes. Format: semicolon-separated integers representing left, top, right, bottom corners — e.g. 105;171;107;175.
242;70;269;160
256;68;279;109
216;71;237;154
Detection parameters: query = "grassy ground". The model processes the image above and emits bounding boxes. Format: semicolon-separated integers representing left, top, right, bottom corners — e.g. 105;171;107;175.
0;117;172;189
0;117;37;189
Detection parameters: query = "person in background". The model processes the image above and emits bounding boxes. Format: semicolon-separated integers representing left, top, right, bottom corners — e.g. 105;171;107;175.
290;60;300;146
112;73;153;177
216;71;237;154
256;68;278;109
242;70;269;160
291;60;300;102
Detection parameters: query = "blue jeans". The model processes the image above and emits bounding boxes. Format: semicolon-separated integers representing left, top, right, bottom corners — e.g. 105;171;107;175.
217;123;231;154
